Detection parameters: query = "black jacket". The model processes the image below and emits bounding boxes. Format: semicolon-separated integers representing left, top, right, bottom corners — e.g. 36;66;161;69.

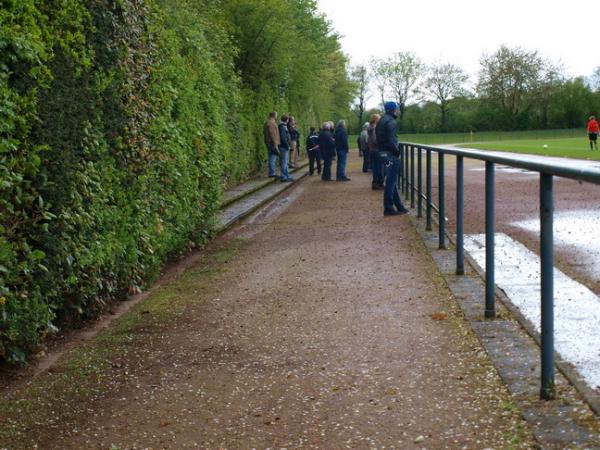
278;122;291;149
306;134;319;152
375;112;400;156
318;129;335;158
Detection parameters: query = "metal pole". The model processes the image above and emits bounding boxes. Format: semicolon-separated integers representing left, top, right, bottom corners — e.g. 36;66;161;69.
399;144;404;193
417;147;423;218
404;145;410;200
456;155;464;275
438;152;445;249
540;173;555;400
410;146;415;208
426;150;432;231
485;161;496;318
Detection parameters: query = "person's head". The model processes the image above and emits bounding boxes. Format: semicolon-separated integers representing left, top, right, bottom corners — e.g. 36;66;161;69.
281;115;289;123
384;101;399;116
362;122;369;130
337;119;346;129
591;115;596;121
322;121;329;130
289;116;295;125
369;113;381;125
328;121;334;130
310;127;316;134
269;111;277;119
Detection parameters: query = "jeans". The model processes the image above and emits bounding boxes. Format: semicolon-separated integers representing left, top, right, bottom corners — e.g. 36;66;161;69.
336;149;348;180
382;154;404;212
279;146;290;180
322;153;333;180
372;151;384;186
267;144;278;176
308;150;321;175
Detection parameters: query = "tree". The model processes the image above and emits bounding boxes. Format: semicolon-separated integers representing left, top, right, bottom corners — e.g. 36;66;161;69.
370;58;390;109
386;52;424;122
589;66;600;92
423;63;468;131
350;64;370;131
477;45;545;129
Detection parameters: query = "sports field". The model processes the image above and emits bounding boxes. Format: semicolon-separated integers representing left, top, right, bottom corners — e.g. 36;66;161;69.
457;137;600;160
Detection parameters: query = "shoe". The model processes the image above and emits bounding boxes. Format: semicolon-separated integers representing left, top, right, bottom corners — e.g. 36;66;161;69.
280;177;294;182
372;183;384;190
384;209;400;216
396;207;409;215
341;177;351;181
268;174;277;178
322;178;333;182
309;172;314;176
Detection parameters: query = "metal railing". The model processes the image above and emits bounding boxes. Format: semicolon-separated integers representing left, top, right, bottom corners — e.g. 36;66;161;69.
398;142;600;400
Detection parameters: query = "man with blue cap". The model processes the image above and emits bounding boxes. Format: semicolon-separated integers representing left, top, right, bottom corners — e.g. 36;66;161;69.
375;101;409;216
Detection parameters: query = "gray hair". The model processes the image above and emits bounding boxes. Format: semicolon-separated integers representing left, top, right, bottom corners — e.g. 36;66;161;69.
337;119;346;128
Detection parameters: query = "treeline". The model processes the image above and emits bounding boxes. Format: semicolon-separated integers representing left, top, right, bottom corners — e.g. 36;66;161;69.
0;0;353;362
351;47;600;134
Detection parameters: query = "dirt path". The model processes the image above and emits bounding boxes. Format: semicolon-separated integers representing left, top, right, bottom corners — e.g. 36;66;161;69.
0;154;536;449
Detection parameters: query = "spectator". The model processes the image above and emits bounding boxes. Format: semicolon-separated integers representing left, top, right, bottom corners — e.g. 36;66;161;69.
334;119;350;181
588;115;599;151
278;115;294;182
376;102;408;216
288;117;300;168
318;122;335;181
263;111;280;177
359;122;370;172
306;127;321;176
368;114;384;190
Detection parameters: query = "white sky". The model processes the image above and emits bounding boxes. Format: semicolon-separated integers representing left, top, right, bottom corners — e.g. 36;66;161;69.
317;0;598;83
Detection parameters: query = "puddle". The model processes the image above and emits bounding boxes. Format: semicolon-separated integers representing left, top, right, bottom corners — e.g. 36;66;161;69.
465;233;600;391
469;165;537;176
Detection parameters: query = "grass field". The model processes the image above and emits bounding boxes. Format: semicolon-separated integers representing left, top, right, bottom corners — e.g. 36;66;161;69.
456;137;600;160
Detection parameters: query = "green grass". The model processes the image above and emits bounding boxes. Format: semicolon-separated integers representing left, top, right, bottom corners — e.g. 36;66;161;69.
398;128;581;145
456;137;600;160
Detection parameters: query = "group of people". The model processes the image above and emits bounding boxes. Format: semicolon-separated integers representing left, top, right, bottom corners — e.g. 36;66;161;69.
263;112;302;182
262;102;409;216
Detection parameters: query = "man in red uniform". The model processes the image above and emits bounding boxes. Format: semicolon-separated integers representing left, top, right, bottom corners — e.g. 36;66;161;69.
587;115;599;151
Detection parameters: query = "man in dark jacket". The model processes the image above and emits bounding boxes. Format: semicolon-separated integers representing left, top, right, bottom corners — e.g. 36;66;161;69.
278;115;294;182
375;102;409;216
334;120;350;181
318;121;335;181
306;127;321;175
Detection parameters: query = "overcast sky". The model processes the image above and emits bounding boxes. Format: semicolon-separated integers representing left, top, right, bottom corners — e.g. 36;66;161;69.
317;0;597;83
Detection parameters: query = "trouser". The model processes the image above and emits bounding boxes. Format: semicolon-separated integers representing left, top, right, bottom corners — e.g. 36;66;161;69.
382;154;404;212
336;149;348;180
372;151;384;185
290;141;298;165
279;146;290;180
267;144;278;176
362;148;371;172
308;150;321;175
321;153;333;180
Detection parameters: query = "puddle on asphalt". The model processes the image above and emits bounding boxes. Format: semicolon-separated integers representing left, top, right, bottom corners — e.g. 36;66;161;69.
469;166;537;176
464;233;600;391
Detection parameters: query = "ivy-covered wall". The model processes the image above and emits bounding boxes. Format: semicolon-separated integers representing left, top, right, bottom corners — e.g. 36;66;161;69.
0;0;353;362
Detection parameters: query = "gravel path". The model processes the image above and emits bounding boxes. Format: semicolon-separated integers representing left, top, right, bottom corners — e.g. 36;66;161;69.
1;155;536;449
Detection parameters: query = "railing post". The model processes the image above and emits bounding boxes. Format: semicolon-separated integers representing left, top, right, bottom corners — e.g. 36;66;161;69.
410;145;415;208
485;161;496;318
438;152;445;249
398;144;404;189
404;145;410;201
540;173;555;400
426;150;432;231
417;147;423;218
456;155;464;275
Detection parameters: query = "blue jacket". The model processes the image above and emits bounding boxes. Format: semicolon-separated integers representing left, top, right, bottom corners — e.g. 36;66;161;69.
375;112;400;156
278;122;291;150
334;125;348;152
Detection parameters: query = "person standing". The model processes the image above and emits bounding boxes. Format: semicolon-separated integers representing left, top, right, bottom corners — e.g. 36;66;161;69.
318;122;335;181
587;115;599;150
376;102;408;216
359;122;370;173
278;115;294;182
263;111;280;177
306;127;321;176
334;120;350;181
288;117;300;168
368;114;384;190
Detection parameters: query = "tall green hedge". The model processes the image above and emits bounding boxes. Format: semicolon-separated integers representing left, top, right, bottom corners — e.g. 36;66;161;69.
0;0;353;362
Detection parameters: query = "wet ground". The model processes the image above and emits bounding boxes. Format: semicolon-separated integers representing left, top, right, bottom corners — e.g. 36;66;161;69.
0;155;539;449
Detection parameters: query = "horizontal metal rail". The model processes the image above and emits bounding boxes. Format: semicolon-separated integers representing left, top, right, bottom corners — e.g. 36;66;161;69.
400;142;600;401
